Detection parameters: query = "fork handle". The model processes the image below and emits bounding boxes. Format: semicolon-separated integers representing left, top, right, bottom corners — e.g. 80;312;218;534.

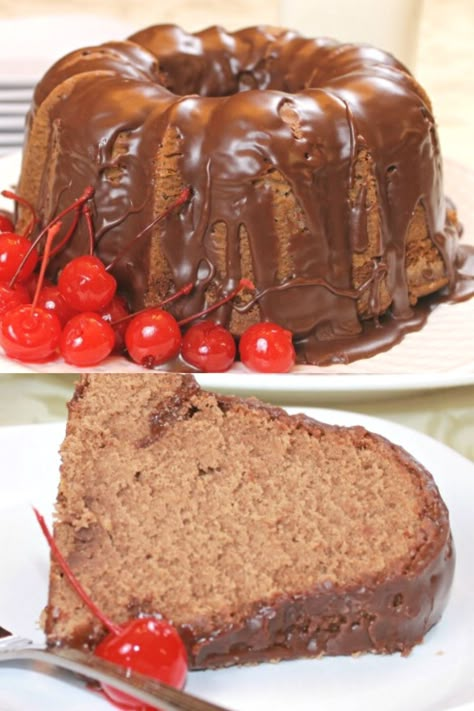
2;646;231;711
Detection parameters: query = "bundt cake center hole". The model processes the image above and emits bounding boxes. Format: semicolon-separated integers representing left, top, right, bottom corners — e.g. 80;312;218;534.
158;62;309;97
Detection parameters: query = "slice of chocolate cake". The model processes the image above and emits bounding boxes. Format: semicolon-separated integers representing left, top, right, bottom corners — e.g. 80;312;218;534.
44;374;454;668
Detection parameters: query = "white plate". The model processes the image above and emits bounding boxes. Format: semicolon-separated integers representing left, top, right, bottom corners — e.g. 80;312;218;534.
0;410;473;711
1;152;473;390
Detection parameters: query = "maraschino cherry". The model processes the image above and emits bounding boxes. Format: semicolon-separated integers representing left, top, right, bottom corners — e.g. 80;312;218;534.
33;508;188;710
24;273;54;300
0;281;30;317
95;618;188;709
5;186;94;289
57;189;192;318
0;190;39;284
0;213;14;233
181;320;236;372
0;305;61;361
58;255;117;312
36;285;78;327
125;309;182;368
0;225;62;361
124;279;255;369
239;322;296;373
120;283;193;367
0;232;39;283
98;295;130;353
60;312;116;367
177;280;254;372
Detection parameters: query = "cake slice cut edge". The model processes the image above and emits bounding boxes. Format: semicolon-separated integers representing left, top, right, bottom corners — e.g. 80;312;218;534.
44;373;454;669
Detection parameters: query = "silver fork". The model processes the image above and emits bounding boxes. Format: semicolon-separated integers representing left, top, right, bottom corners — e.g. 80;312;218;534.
0;630;231;711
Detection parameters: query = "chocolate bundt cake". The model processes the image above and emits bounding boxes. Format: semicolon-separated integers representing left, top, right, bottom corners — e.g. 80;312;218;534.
17;25;464;364
44;374;454;668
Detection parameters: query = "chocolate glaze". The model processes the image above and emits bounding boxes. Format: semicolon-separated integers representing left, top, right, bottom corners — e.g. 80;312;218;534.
46;382;454;667
181;536;453;668
18;25;473;365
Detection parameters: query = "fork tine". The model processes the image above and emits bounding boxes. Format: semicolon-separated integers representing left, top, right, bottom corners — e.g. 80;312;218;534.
0;638;232;711
0;633;33;649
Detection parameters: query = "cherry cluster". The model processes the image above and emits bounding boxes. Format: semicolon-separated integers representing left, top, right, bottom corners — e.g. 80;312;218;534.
0;190;296;373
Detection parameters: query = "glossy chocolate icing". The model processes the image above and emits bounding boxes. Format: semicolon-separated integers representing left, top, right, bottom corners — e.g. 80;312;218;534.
181;532;454;668
19;25;473;365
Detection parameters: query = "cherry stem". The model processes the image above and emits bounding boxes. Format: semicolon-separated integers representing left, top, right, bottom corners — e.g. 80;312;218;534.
24;216;36;240
33;508;121;637
8;186;95;289
105;186;191;273
82;204;95;256
1;190;38;238
31;223;61;310
111;282;194;326
48;208;81;260
178;278;255;327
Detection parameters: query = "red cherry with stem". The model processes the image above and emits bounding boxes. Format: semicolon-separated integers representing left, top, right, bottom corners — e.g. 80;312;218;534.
125;309;181;368
0;304;61;361
60;312;115;367
181;320;236;372
33;508;188;711
8;186;95;288
0;232;39;283
98;295;129;353
0;225;62;361
58;255;117;312
0;281;30;317
0;213;14;233
95;618;188;710
36;285;78;327
239;322;296;373
108;283;191;359
111;283;193;330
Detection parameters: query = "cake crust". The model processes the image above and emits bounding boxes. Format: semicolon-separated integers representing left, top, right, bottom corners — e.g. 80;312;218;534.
44;374;454;669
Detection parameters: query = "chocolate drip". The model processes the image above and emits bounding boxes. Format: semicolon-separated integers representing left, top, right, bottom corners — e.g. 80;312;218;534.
19;25;473;365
